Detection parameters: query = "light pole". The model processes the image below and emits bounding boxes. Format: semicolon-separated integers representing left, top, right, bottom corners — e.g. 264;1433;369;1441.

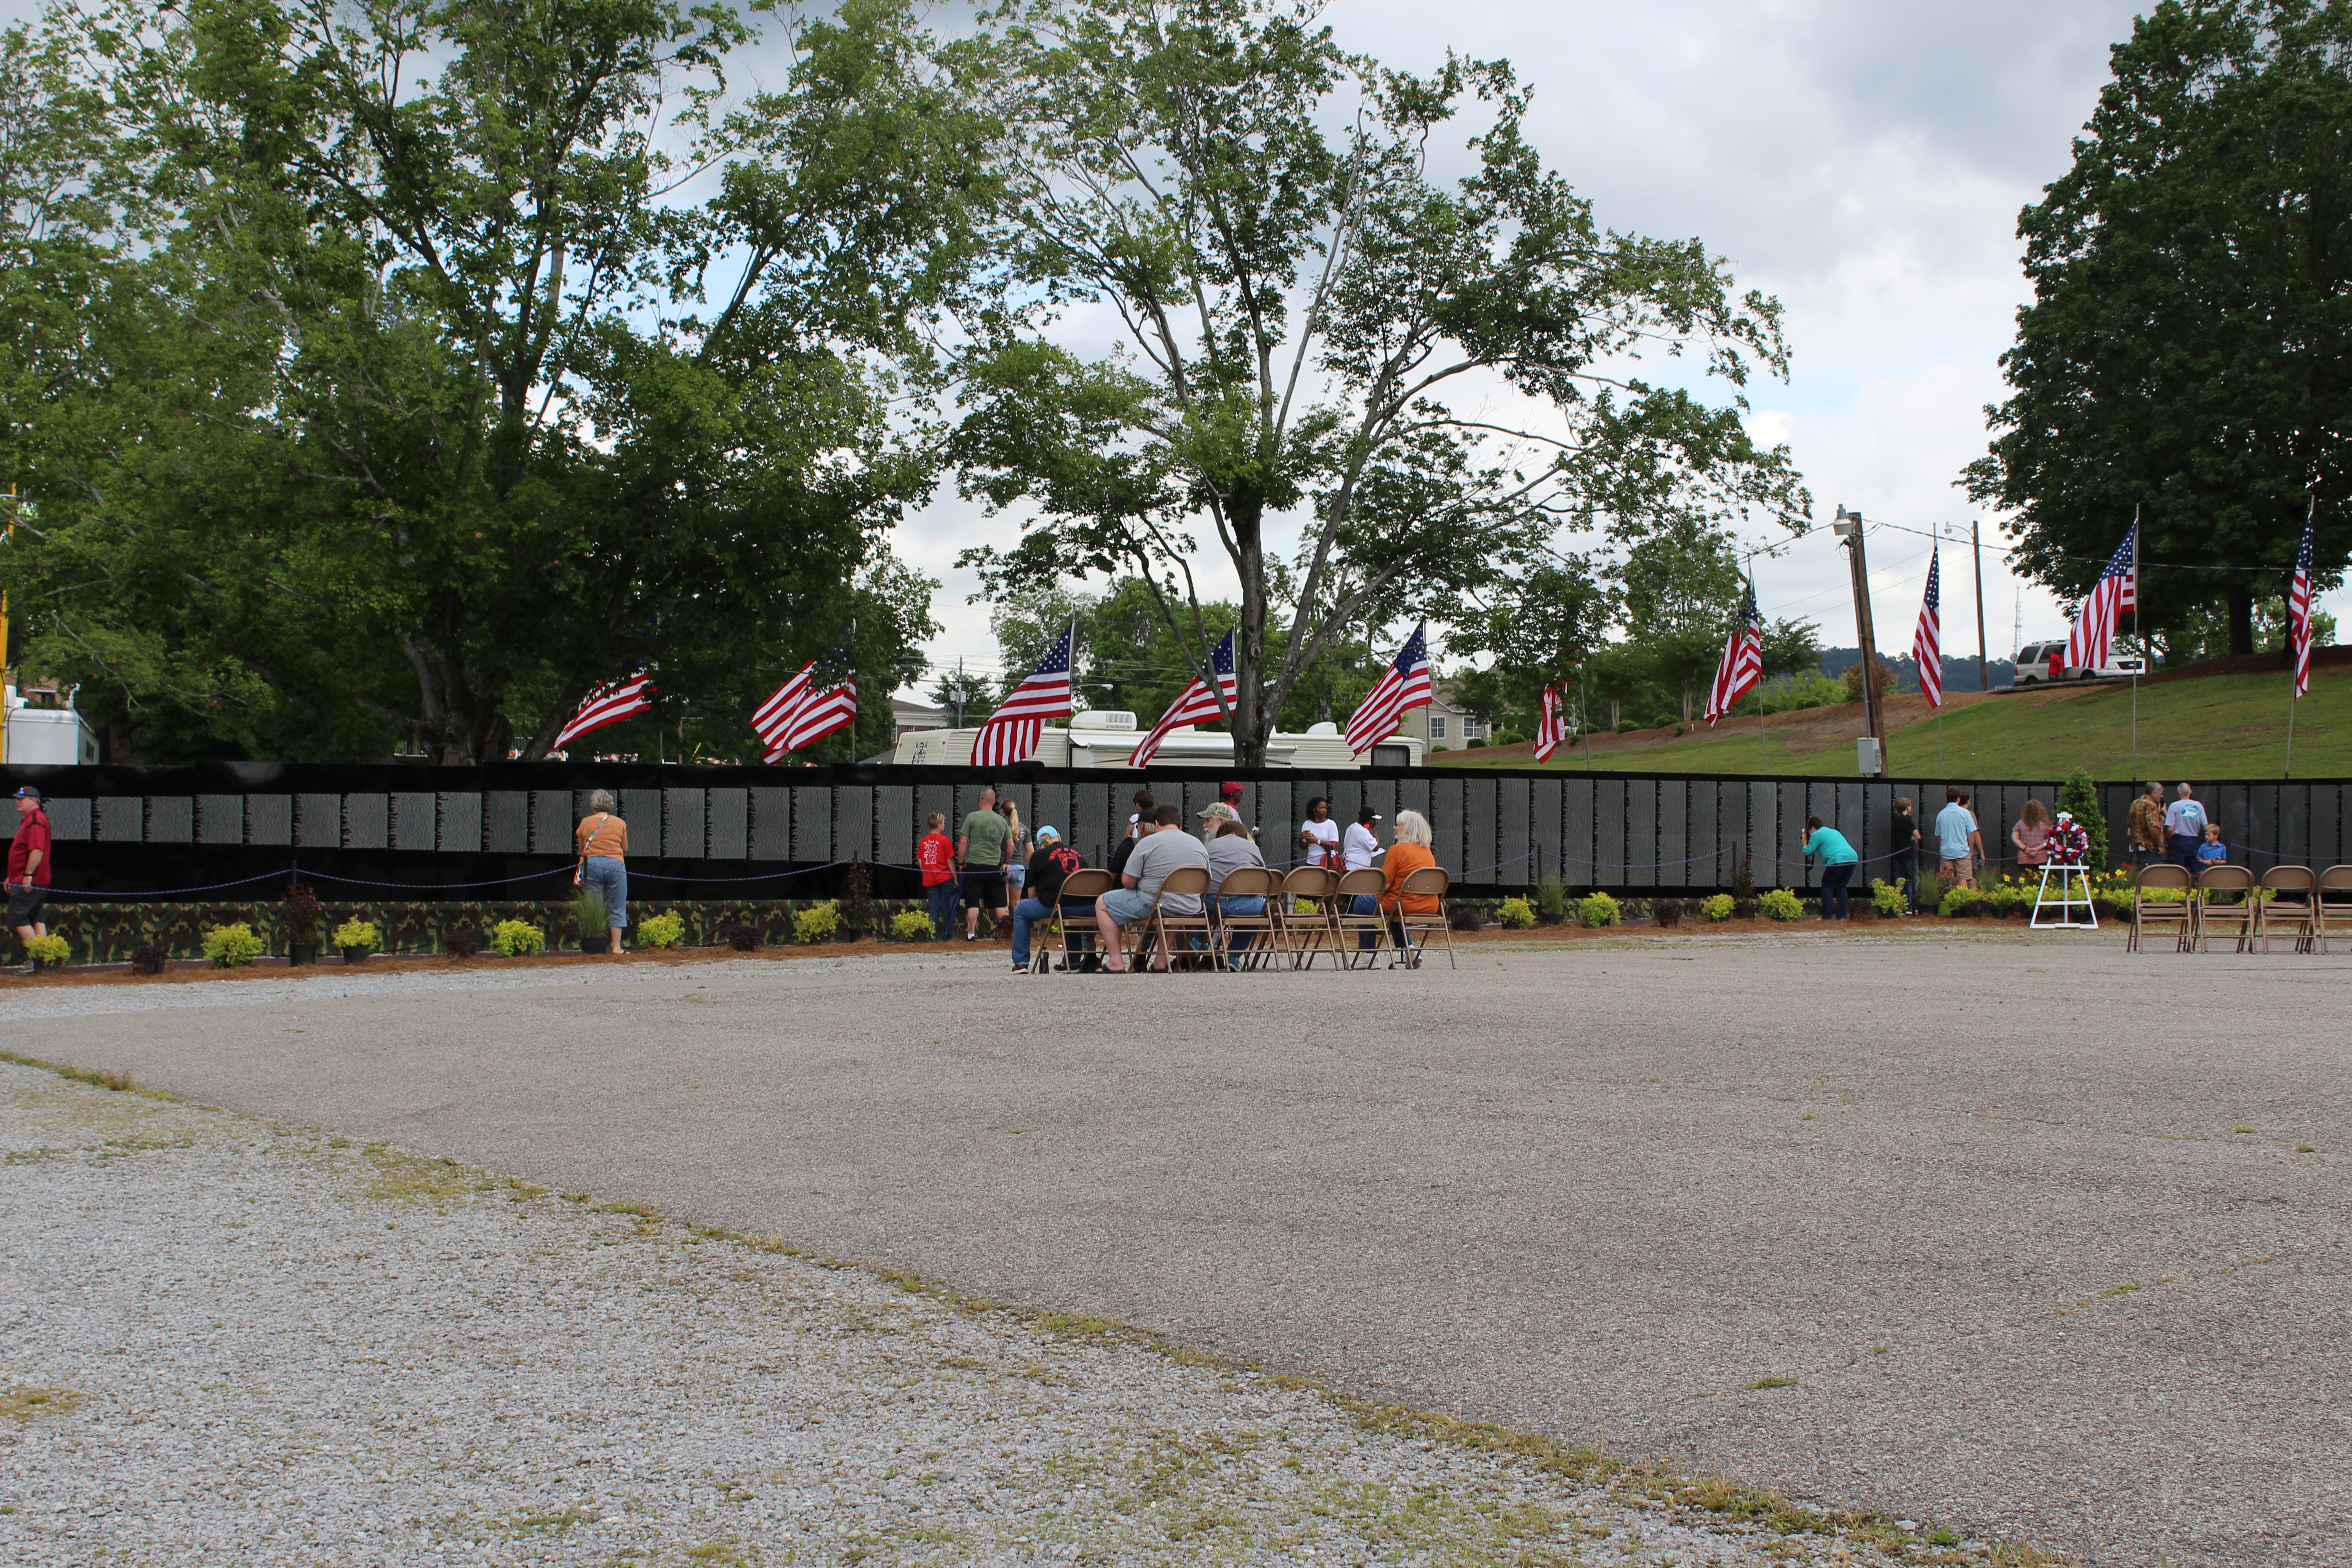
1832;506;1890;779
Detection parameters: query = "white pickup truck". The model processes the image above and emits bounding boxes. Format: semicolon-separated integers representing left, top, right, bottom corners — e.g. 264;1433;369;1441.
2013;640;2149;684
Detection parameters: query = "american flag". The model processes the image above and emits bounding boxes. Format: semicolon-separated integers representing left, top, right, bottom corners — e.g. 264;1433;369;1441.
2290;505;2317;700
750;661;816;753
1344;621;1431;755
751;644;858;761
553;671;654;751
1703;585;1764;726
1913;548;1943;709
2063;522;2137;673
1533;684;1566;762
1130;628;1237;766
971;623;1075;766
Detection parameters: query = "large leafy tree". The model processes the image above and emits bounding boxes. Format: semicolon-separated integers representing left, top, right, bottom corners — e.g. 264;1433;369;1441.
952;0;1806;766
1965;0;2352;659
0;0;982;762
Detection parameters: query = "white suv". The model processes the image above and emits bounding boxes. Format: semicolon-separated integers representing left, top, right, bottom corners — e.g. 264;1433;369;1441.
2014;640;2149;684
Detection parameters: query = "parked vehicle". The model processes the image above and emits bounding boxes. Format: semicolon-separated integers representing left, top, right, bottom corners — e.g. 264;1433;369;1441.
2013;640;2148;684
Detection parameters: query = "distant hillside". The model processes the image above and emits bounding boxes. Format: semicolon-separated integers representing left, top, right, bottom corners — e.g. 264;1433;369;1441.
1435;649;2352;779
1818;647;2017;693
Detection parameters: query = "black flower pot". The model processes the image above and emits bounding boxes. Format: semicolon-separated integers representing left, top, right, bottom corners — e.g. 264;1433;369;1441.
580;932;610;954
289;943;319;967
340;945;372;965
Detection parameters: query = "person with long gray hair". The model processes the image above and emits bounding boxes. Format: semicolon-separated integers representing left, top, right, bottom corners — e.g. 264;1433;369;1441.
573;789;629;955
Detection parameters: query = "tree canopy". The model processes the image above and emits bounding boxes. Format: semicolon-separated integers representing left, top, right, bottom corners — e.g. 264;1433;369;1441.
1965;0;2352;660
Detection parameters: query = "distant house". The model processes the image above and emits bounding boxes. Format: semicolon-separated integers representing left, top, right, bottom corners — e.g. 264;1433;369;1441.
892;696;949;743
1398;679;1486;749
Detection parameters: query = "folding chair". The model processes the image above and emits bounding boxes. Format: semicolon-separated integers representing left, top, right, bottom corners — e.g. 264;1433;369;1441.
2318;865;2352;954
2195;865;2258;953
2127;862;2193;953
1213;866;1280;971
1144;866;1217;971
1331;868;1392;969
1276;866;1342;970
2256;865;2318;954
1036;868;1116;973
1393;866;1455;969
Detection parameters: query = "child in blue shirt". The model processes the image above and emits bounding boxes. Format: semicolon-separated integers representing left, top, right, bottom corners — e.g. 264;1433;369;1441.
2195;824;2227;871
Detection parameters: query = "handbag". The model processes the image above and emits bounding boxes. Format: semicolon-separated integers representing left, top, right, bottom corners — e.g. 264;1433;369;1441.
575;812;609;887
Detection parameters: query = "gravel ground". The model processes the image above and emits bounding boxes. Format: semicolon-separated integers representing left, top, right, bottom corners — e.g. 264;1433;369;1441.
0;1060;1984;1568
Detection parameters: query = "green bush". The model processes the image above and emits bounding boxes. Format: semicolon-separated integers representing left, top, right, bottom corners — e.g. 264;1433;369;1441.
332;916;379;949
1701;893;1735;923
570;887;608;941
1758;888;1803;922
636;910;685;949
493;919;545;957
1986;882;2027;913
890;909;935;941
1869;878;1908;917
202;922;267;967
1496;896;1538;929
1615;719;1639;733
1914;870;1948;911
1534;877;1571;925
794;900;842;944
2058;767;2107;871
1576;891;1622;927
24;933;70;965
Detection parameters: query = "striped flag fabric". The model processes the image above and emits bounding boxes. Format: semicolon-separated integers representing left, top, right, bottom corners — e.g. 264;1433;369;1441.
1344;621;1432;755
1533;684;1566;761
2063;522;2137;673
1703;585;1764;726
971;623;1076;767
2290;507;2317;700
750;661;816;753
1130;628;1237;766
1913;548;1943;709
553;671;654;751
770;675;857;758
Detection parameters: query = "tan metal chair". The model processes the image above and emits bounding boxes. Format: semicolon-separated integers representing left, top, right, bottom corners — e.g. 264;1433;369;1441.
1392;866;1455;969
1037;867;1116;973
1331;867;1392;968
2318;865;2352;954
1213;865;1280;971
1146;866;1218;970
2255;865;2319;954
2195;864;2258;952
1275;866;1342;970
2127;862;2193;953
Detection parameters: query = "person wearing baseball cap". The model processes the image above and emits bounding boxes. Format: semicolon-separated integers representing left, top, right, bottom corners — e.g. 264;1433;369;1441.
8;785;53;971
1215;782;1260;842
1009;824;1090;974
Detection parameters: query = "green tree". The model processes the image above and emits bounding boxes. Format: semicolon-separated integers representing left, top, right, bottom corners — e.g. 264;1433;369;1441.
954;0;1806;766
1965;0;2352;656
0;0;982;762
2058;767;2108;872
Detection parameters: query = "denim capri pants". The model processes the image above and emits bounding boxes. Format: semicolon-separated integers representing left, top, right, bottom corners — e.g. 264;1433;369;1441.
580;855;627;928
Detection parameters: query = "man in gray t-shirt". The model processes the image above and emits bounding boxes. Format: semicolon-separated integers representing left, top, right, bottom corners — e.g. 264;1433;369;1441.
1093;805;1208;970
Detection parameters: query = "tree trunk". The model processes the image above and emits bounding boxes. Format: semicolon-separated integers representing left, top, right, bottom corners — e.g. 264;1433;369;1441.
1231;491;1269;768
2229;592;2255;657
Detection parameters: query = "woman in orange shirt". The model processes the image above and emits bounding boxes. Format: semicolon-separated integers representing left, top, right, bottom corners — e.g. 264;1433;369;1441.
1375;809;1443;959
573;789;630;956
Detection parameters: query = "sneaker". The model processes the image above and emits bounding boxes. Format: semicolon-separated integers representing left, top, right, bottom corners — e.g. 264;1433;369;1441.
963;932;977;942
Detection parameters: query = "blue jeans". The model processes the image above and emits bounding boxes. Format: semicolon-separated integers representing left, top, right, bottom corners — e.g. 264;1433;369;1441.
1010;897;1095;968
580;855;626;928
1890;849;1919;910
1820;862;1854;919
1217;894;1266;956
927;882;959;940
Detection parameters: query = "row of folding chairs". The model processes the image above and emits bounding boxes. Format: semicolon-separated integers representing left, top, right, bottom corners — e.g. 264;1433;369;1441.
2126;862;2352;954
1029;864;1458;973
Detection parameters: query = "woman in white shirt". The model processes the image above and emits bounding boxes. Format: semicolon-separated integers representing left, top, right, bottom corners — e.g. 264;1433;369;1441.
1342;807;1381;871
1297;796;1340;869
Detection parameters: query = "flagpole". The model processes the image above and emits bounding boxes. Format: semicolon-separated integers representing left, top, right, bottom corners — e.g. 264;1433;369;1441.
2285;498;2313;780
1750;561;1769;774
2129;504;2140;786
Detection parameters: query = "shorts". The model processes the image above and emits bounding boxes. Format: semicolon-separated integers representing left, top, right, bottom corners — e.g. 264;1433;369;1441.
1939;854;1972;881
6;885;47;926
1099;887;1154;926
961;869;1008;909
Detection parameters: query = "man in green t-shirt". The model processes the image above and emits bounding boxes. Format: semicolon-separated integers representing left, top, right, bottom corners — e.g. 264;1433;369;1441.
957;787;1011;941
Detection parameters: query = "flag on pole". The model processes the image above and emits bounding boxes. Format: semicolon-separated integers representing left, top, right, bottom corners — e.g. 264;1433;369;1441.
1704;585;1764;725
2062;522;2137;673
2289;509;2317;700
750;644;858;761
1913;548;1943;709
971;623;1076;766
1344;622;1432;755
553;671;654;751
1130;629;1237;767
1533;684;1566;761
750;661;816;752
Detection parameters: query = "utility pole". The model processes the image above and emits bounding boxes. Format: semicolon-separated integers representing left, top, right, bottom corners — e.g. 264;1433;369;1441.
1832;505;1889;778
954;656;965;729
1971;519;1989;692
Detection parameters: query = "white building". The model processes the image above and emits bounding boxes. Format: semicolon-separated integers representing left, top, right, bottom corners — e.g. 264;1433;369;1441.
4;681;98;765
890;710;1422;769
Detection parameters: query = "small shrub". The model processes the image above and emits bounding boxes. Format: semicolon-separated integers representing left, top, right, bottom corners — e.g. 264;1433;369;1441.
1466;736;1486;748
280;879;326;945
442;930;481;958
1534;877;1571;926
794;900;842;944
1731;853;1755;902
890;910;935;941
1870;877;1908;917
129;942;168;975
725;923;763;951
493;919;546;957
1292;897;1319;916
1914;870;1948;910
1577;891;1622;927
1938;884;1982;918
840;856;877;938
1496;896;1538;930
332;917;379;950
1758;888;1803;922
570;887;608;942
1653;897;1682;927
636;911;686;949
1701;893;1735;923
1446;900;1484;932
202;922;267;968
24;933;70;966
1615;719;1639;734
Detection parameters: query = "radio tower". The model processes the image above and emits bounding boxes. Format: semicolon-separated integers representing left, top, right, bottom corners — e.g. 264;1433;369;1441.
2012;589;2023;664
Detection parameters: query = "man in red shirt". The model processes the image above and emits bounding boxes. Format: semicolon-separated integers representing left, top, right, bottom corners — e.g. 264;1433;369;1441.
9;785;54;966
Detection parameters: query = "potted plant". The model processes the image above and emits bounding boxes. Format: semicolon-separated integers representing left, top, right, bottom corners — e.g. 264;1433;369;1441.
282;879;326;966
24;933;70;973
333;916;378;965
571;887;610;952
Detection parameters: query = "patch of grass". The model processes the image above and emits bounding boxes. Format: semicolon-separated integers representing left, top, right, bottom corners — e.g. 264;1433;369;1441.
1744;1376;1799;1390
509;1505;590;1534
594;1200;657;1217
362;1152;475;1201
2298;1144;2317;1153
2234;1124;2256;1134
0;1049;174;1100
2095;1282;2144;1299
1;1386;84;1422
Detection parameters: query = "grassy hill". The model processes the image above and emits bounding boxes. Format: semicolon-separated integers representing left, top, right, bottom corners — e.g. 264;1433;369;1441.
1435;654;2352;779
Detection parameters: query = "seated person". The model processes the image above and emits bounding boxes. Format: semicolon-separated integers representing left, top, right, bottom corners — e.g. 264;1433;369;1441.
1094;805;1208;972
1206;817;1268;960
1377;810;1444;955
2195;823;2228;872
1008;826;1089;973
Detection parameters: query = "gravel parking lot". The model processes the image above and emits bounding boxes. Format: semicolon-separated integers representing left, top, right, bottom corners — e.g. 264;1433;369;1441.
4;929;2346;1566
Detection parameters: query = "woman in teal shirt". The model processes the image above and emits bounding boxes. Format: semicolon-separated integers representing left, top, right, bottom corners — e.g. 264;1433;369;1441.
1802;816;1860;919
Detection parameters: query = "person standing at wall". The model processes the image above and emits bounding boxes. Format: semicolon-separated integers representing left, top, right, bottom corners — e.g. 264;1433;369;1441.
917;812;958;941
7;786;53;972
1802;815;1860;919
573;789;629;956
2127;782;2166;868
1935;787;1976;891
999;799;1031;914
1962;791;1988;885
1297;796;1339;870
2164;782;2208;873
958;786;1010;941
1342;806;1381;872
1889;795;1922;911
2011;798;2052;872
